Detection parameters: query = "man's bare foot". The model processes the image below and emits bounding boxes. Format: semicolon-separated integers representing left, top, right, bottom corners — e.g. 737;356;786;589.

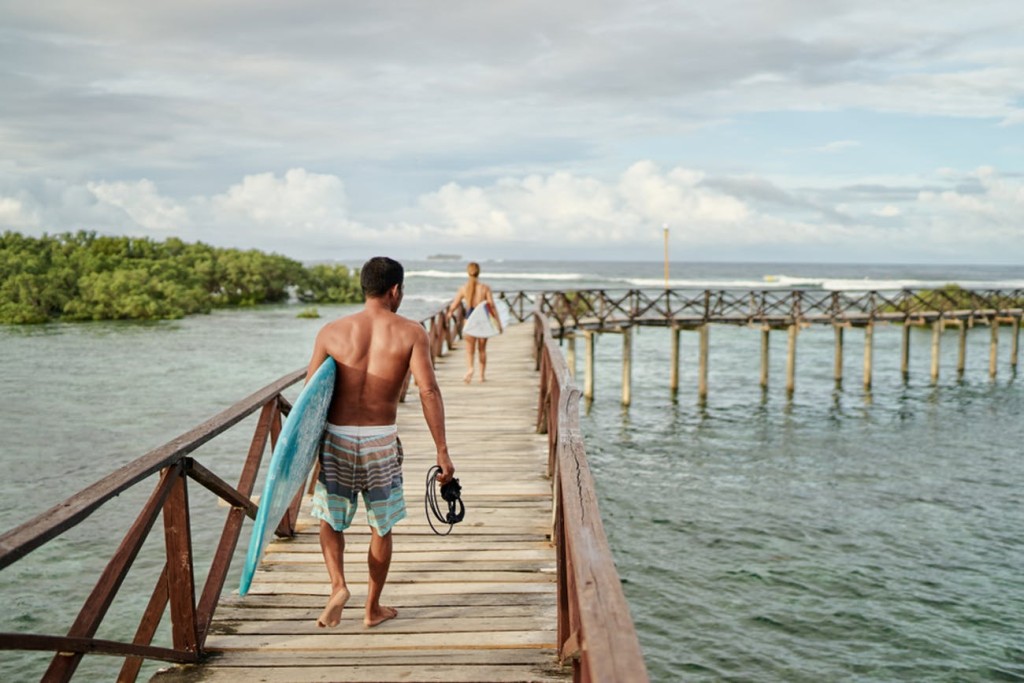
316;587;351;628
364;605;398;628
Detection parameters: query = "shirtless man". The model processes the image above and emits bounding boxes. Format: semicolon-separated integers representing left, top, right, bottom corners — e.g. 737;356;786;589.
305;256;455;628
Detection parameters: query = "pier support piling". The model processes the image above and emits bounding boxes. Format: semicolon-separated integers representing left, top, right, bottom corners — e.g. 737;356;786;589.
863;323;874;391
786;324;798;396
901;323;911;382
1012;316;1021;370
670;325;681;398
698;325;709;403
990;319;999;379
583;331;595;400
566;334;577;380
760;327;770;390
833;325;844;386
622;326;633;406
931;320;943;384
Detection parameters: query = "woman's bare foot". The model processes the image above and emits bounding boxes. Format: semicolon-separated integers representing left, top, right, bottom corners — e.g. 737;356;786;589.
463;370;473;384
316;587;351;628
364;605;398;628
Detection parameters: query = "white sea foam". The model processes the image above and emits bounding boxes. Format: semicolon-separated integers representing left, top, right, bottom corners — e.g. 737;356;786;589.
626;277;774;289
408;269;587;281
621;274;1024;291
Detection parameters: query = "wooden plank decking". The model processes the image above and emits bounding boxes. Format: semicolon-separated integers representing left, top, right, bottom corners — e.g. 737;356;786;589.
154;322;570;682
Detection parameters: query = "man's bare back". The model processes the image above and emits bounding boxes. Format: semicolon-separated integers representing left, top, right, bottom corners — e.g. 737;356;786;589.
306;307;424;426
305;278;452;483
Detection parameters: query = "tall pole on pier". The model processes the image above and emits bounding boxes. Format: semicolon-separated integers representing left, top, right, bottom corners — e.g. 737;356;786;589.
663;224;670;288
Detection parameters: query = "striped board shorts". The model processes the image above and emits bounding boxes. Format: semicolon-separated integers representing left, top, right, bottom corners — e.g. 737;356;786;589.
310;423;406;536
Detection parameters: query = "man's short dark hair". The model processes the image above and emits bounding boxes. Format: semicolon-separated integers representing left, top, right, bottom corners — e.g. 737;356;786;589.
360;256;404;298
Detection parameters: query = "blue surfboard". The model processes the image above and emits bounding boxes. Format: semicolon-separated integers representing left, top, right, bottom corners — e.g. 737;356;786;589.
239;357;336;596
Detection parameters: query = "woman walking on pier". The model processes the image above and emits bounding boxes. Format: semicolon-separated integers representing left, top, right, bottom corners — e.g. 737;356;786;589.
447;261;503;383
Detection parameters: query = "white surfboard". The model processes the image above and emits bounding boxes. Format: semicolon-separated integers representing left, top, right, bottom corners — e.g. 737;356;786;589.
462;302;502;338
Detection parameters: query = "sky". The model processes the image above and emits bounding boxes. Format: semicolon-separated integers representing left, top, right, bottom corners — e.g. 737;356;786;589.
1;0;1023;264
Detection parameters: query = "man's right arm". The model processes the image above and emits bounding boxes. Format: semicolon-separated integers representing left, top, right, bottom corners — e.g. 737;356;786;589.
408;325;455;483
305;328;330;384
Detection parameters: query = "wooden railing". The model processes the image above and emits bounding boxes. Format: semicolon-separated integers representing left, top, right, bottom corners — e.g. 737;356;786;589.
533;310;650;682
0;369;303;682
501;288;1024;332
0;306;461;682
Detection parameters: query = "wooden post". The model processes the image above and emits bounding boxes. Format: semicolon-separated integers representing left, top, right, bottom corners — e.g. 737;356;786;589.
670;325;681;398
566;334;577;381
583;331;595;400
698;325;709;403
1012;316;1021;370
833;325;844;386
760;327;770;390
957;322;968;378
621;326;633;406
785;324;797;395
900;323;911;382
163;468;199;654
863;323;874;391
930;319;942;384
990;319;999;379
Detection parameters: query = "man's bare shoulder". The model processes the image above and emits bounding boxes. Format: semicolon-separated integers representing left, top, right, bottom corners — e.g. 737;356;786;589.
392;313;430;342
316;312;362;337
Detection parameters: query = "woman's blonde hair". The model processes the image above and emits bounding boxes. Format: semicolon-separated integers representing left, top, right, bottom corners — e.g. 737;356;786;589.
466;262;480;304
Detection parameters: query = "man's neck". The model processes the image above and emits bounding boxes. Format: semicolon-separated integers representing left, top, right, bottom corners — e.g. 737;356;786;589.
364;296;396;314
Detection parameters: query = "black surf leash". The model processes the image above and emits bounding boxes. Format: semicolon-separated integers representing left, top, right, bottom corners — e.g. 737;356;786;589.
425;465;465;536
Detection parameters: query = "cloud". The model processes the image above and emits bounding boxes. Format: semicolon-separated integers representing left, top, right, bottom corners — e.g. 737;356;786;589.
815;140;861;153
3;163;1022;262
87;179;190;232
2;0;1022;188
210;169;351;234
416;162;751;246
872;205;902;217
0;196;32;227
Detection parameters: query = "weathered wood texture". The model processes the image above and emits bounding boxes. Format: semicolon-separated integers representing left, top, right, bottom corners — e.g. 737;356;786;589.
153;323;571;682
534;316;650;683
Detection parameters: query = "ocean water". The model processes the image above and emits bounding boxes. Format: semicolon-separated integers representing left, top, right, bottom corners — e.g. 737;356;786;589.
1;260;1023;681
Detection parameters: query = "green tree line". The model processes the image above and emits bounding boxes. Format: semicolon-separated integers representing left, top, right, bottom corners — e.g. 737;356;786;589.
0;231;362;324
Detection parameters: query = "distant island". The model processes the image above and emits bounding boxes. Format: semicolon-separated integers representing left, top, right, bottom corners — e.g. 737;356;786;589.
0;231;363;324
426;253;462;261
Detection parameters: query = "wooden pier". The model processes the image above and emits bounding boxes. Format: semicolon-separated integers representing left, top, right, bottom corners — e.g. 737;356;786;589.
498;288;1024;403
0;309;648;682
157;323;569;682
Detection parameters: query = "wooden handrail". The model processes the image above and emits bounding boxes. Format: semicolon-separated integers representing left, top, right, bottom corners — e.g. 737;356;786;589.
0;304;461;682
533;310;649;682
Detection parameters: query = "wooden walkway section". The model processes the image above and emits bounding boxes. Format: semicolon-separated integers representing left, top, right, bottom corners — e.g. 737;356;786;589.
154;322;570;682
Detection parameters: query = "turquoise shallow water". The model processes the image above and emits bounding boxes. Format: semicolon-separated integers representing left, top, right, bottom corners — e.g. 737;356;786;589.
1;260;1023;681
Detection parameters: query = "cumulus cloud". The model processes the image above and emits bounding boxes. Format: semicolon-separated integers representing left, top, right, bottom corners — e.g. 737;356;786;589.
0;196;32;227
210;169;352;235
417;162;752;246
87;179;190;232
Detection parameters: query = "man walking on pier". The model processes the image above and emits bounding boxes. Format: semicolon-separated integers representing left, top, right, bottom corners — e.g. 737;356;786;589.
305;256;455;628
